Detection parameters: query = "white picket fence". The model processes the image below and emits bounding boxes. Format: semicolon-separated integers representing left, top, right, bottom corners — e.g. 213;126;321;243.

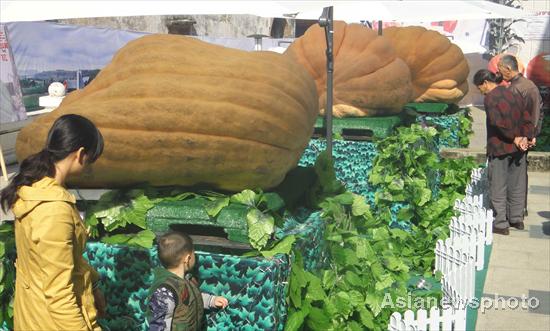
389;306;466;331
388;167;491;331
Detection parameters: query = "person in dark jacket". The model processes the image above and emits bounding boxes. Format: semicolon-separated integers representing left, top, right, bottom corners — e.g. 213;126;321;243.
473;69;534;235
147;232;228;331
498;54;543;217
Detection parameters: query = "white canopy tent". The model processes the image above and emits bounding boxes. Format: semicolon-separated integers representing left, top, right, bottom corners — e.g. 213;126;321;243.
276;1;532;22
1;0;533;23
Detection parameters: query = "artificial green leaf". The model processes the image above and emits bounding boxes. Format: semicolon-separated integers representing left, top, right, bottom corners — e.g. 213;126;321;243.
348;290;364;307
246;208;274;250
349;321;364;331
284;308;309;331
384;256;408;272
100;234;131;245
306;275;326;302
388;178;405;191
306;307;332;330
375;273;395;291
396;207;413;222
127;229;156;248
390;228;409;241
333;192;354;205
334;291;352;317
365;294;383;317
289;254;307;307
203;197;230;217
371;228;389;241
122;194;155;228
231;189;258;207
344;271;362;287
322;270;336;289
101;229;155;248
260;193;285;211
369;171;383;185
332;247;359;266
260;235;295;258
351;195;370;216
355;237;369;259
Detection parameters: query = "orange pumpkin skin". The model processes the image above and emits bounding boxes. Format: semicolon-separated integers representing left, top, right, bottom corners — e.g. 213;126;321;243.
383;26;469;104
16;34;319;190
285;21;413;117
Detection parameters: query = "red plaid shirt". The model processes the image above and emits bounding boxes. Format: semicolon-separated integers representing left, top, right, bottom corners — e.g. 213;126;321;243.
484;86;533;157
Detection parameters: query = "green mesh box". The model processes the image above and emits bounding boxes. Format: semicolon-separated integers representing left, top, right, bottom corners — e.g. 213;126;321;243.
314;115;403;139
85;242;290;331
415;107;470;148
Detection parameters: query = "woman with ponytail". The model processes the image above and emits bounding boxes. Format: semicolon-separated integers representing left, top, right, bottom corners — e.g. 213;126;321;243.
473;69;534;236
1;114;105;330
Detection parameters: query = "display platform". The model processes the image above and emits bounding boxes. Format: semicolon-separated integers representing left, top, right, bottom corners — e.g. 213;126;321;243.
313;115;403;140
147;198;251;243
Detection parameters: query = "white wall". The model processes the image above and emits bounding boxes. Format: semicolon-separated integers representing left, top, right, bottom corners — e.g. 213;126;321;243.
514;0;550;66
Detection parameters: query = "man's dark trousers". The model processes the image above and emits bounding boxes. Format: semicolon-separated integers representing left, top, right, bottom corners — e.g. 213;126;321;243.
488;152;527;229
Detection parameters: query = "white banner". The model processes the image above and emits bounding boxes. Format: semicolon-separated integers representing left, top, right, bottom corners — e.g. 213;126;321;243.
0;23;26;125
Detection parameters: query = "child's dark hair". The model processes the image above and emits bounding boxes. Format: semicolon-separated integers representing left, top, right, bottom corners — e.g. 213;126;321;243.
0;114;104;212
158;232;194;269
473;69;503;86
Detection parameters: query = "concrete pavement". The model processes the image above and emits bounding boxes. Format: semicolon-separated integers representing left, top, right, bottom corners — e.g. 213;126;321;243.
461;106;550;330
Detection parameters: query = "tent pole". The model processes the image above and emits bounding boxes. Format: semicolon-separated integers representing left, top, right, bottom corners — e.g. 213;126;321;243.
319;6;334;159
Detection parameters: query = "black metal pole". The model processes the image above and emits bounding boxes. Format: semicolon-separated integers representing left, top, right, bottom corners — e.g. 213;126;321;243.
378;20;383;35
319;6;334;159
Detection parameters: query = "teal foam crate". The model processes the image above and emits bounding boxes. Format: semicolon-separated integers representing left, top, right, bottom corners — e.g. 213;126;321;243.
84;242;290;331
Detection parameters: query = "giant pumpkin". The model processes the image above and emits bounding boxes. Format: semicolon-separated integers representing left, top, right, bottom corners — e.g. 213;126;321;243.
16;34;319;190
285;21;413;117
383;26;469;103
526;53;550;87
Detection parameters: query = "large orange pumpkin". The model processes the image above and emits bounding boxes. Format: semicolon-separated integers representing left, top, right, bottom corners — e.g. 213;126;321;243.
383;26;469;103
16;34;319;190
285;21;412;117
526;53;550;87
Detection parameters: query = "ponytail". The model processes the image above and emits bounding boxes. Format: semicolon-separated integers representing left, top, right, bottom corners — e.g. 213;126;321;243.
0;114;103;212
0;149;56;212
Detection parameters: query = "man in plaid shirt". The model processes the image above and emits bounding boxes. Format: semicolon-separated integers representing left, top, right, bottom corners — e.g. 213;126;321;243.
474;69;534;235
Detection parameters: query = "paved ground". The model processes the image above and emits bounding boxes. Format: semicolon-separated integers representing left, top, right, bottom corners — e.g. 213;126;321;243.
476;171;550;330
469;106;550;330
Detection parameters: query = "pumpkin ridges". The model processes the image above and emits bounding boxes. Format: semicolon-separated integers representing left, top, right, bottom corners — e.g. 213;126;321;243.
286;21;412;117
68;73;315;144
414;58;469;90
17;34;319;190
78;57;318;121
335;37;396;81
68;74;314;134
415;46;467;81
383;25;469;103
51;97;310;151
17;126;301;189
333;21;350;58
76;35;318;117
